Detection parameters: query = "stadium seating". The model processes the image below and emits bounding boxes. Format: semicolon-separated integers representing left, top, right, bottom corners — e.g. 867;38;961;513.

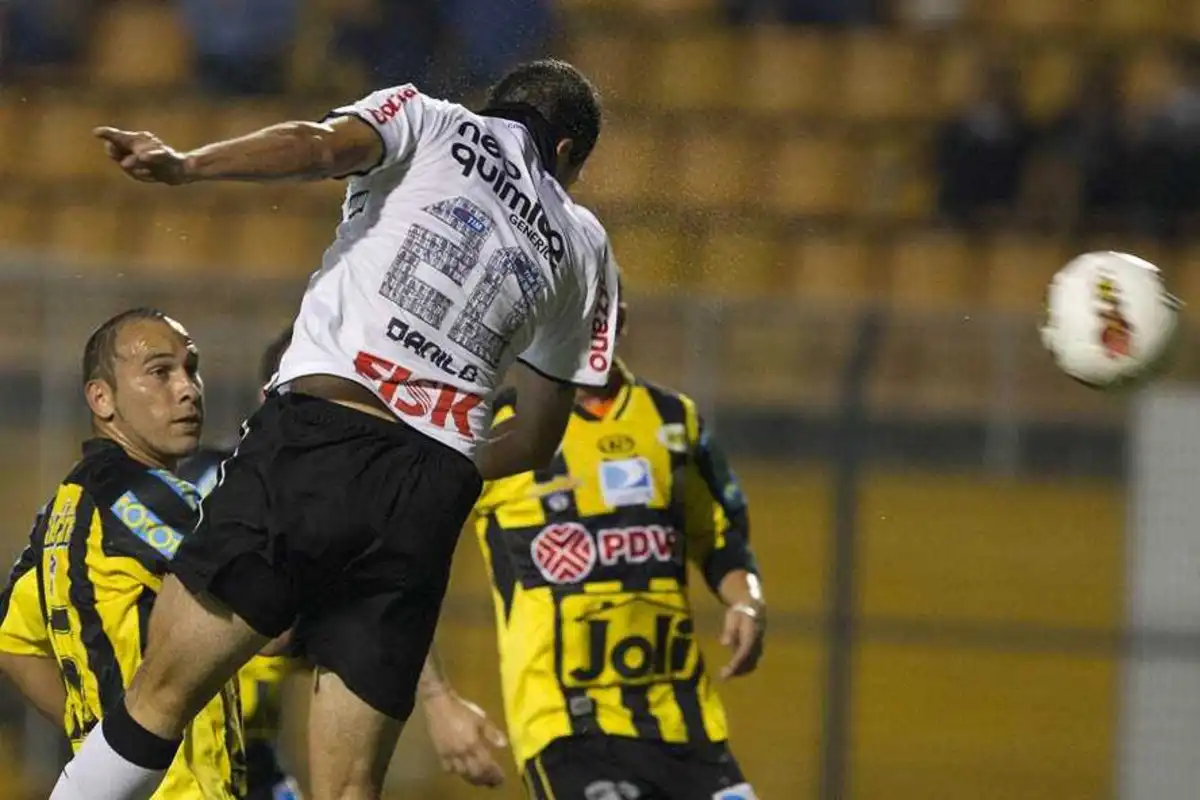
90;2;191;88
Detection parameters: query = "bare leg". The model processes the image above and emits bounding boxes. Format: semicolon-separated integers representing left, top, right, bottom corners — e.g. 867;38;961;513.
126;575;268;738
50;576;269;800
307;668;404;800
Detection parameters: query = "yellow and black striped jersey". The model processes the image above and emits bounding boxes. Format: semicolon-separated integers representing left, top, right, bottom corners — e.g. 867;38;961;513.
0;438;246;799
472;363;756;768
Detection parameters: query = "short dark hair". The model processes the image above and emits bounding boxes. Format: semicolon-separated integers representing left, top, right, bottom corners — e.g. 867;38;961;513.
485;59;602;168
258;325;293;386
82;307;171;388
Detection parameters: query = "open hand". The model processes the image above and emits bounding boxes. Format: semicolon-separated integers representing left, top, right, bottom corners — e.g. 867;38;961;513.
94;127;191;185
719;602;765;680
424;691;508;788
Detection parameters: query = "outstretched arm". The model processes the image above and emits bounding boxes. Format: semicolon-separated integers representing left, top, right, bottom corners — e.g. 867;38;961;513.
93;115;384;186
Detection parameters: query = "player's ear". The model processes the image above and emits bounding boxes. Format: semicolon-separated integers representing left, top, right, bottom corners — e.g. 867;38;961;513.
85;379;116;422
553;139;581;185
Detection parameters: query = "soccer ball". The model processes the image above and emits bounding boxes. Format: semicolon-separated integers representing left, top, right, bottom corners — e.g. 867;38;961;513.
1040;251;1182;389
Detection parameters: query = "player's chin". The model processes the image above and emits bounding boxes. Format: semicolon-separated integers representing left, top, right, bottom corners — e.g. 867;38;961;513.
162;430;202;458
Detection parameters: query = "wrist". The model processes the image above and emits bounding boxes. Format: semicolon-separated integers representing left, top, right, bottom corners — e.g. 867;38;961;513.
180;152;202;183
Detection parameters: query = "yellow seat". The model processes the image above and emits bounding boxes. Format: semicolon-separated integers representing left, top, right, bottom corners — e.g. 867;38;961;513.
31;95;118;184
971;0;1087;31
229;209;330;279
133;203;218;276
0;92;24;178
568;31;644;105
739;28;832;117
885;230;975;310
787;232;878;304
0;194;44;253
654;33;738;112
1093;0;1171;36
576;122;669;206
1019;47;1081;123
1122;47;1175;115
983;235;1066;314
608;223;689;294
839;32;927;121
91;3;190;88
694;227;781;296
45;201;128;267
677;128;759;210
768;132;857;217
110;101;216;154
935;40;986;118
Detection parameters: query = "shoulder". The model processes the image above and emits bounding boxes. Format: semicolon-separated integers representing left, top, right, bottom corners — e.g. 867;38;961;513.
633;375;700;440
175;447;233;488
65;440;152;506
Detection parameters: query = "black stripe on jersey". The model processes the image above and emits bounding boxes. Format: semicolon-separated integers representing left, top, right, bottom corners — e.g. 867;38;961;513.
0;543;38;625
220;683;248;797
69;498;124;714
620;684;663;740
673;672;710;743
553;598;599;736
484;517;517;621
136;587;156;654
500;504;688;592
49;608;70;634
492;387;518;416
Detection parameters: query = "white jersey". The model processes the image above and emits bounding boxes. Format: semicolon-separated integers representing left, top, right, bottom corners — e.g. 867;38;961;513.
274;84;620;458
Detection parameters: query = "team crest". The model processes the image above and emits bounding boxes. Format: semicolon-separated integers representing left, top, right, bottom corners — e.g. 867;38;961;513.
531;522;596;584
1096;275;1134;359
712;784;758;800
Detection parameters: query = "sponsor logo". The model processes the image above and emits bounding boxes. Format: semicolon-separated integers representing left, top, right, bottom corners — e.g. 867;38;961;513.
111;491;184;560
564;594;696;686
597;525;677;567
386;318;480;383
589;271;612;373
600;457;654;508
713;784;758;800
368;85;418;125
531;522;596;584
451;121;565;266
354;350;483;439
597;433;635;455
1096;274;1134;359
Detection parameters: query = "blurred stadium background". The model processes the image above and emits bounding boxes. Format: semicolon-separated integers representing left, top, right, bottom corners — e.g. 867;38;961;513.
4;0;1200;797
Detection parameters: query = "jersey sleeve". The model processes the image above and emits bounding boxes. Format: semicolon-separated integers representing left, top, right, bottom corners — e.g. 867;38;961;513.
518;223;620;388
679;403;757;594
324;84;428;177
0;511;51;657
100;469;201;570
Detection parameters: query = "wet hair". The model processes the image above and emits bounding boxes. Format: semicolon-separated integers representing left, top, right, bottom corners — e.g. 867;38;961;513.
485;59;602;168
258;325;293;385
82;307;171;388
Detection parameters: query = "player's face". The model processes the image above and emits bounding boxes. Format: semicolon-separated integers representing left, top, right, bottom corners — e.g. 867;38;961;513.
105;318;204;463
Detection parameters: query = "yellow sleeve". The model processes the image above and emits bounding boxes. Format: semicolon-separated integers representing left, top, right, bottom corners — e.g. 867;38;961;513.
0;548;50;658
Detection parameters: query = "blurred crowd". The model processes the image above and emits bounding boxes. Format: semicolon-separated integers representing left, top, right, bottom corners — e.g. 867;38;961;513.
0;0;554;97
934;44;1200;242
3;0;1200;246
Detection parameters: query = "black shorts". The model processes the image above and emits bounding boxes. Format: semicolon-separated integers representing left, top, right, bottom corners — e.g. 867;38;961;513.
523;736;756;800
171;392;482;721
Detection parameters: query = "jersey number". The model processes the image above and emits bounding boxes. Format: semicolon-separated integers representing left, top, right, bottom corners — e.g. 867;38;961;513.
378;196;544;368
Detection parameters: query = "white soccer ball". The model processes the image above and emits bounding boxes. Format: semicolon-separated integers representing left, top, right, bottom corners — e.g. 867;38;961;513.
1040;251;1182;389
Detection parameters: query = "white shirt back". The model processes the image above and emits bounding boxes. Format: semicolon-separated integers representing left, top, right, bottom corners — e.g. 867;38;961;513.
274;85;620;458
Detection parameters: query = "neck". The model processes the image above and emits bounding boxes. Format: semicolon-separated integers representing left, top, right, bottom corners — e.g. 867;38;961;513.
98;426;174;472
577;363;625;404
